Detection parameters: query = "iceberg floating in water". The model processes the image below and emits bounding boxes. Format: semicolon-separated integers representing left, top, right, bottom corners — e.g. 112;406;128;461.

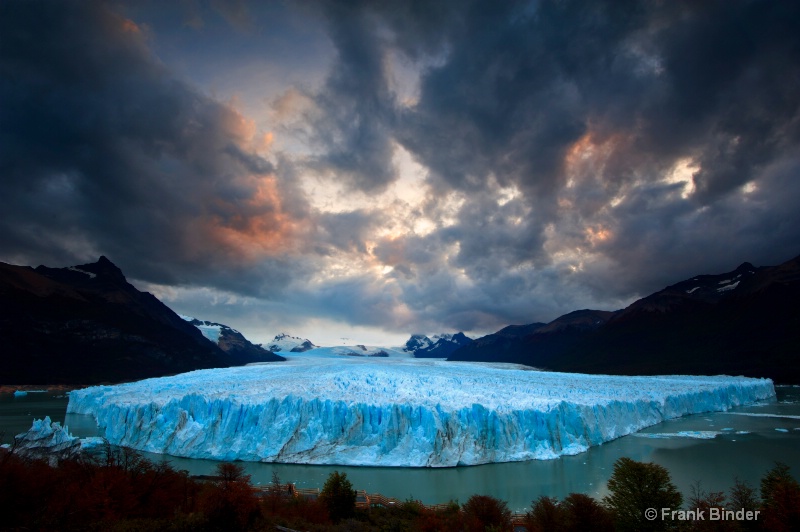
66;356;775;467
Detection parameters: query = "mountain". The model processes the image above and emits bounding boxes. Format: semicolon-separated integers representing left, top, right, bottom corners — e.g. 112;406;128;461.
0;256;282;385
266;333;317;353
448;255;800;383
449;310;614;368
403;332;473;358
180;316;284;364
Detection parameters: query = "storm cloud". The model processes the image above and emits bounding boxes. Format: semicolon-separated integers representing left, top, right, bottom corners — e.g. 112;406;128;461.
2;0;800;342
0;0;315;294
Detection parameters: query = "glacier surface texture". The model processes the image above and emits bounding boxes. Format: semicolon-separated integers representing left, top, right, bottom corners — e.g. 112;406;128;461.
67;356;775;467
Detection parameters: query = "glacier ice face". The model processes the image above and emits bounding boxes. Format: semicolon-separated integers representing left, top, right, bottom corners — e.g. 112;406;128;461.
66;356;775;467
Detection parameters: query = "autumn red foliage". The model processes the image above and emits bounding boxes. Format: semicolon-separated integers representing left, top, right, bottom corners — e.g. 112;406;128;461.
1;448;799;531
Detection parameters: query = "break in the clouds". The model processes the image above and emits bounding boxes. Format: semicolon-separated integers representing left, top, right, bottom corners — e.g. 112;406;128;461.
2;0;800;344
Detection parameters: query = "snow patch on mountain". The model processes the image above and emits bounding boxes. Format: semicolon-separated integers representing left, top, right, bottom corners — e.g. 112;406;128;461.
179;315;231;344
717;281;740;292
67;266;97;279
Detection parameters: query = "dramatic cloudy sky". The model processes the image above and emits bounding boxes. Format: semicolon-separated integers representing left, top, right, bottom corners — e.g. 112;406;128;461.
2;0;800;345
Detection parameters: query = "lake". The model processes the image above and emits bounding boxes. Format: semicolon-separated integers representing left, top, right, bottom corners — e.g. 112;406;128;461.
2;386;799;512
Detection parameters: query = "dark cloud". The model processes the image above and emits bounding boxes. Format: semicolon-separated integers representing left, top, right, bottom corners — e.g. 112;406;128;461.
294;0;800;331
307;0;398;192
0;0;310;294
2;0;800;339
380;0;799;309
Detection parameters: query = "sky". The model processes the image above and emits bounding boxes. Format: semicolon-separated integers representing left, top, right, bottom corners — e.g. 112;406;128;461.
2;0;800;347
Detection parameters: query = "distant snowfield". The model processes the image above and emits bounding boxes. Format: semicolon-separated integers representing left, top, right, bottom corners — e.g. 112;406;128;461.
67;353;775;467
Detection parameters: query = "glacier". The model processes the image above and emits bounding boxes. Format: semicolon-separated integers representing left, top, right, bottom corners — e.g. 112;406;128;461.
2;416;105;462
66;355;775;467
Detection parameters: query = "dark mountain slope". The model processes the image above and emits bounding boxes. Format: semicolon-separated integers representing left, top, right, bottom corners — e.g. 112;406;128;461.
0;257;282;384
449;256;800;383
450;310;612;366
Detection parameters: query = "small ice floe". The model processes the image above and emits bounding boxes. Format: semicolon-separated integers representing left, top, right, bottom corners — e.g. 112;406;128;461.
13;390;47;397
775;428;789;433
79;437;107;454
724;413;800;420
633;431;720;440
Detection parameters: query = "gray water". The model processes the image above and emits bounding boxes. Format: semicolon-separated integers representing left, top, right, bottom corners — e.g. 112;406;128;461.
2;387;799;512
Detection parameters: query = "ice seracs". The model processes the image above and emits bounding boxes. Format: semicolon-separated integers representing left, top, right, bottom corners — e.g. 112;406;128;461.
67;354;775;467
2;417;104;462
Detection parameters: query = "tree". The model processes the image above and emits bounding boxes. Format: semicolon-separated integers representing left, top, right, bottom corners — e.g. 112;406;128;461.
561;493;614;532
603;457;683;531
688;481;734;532
727;478;759;532
526;495;565;532
462;494;512;532
760;463;800;532
199;462;260;531
320;470;356;523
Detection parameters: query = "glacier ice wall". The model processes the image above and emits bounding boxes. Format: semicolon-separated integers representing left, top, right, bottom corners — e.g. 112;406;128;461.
67;356;775;467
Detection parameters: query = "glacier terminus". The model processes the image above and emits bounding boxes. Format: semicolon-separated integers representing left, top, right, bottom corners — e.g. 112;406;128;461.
66;354;775;467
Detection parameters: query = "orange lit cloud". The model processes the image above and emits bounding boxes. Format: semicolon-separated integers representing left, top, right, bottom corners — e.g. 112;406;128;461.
564;130;631;185
200;174;311;262
119;18;141;34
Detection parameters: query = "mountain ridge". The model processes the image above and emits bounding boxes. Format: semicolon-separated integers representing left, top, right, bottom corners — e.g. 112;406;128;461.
403;332;473;358
448;254;800;383
0;257;282;384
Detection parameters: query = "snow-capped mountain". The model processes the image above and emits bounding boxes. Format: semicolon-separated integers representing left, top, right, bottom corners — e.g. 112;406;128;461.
403;332;473;358
266;333;317;353
180;315;284;363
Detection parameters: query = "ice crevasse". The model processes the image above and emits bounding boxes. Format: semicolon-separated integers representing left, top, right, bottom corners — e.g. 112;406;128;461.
66;356;775;467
